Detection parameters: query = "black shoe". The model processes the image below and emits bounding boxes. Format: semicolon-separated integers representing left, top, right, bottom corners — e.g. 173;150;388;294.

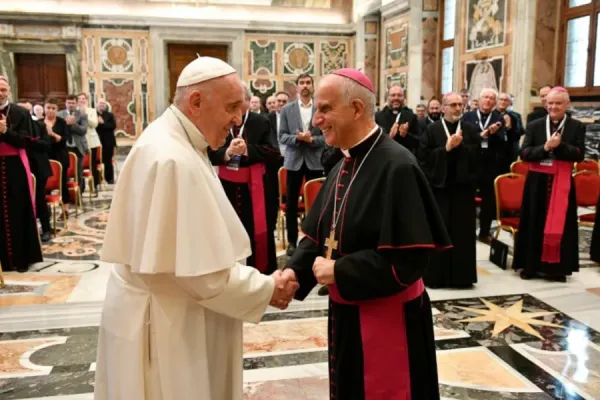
287;243;296;256
17;265;28;273
317;286;329;296
478;235;492;244
520;270;538;280
41;232;52;243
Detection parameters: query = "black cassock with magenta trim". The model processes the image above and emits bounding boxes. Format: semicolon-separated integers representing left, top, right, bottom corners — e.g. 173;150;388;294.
287;129;451;400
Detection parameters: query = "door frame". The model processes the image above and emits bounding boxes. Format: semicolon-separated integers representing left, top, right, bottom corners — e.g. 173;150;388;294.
150;26;244;114
2;40;81;102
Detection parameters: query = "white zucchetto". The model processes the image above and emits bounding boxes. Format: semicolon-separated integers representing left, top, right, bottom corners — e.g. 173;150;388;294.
176;56;236;87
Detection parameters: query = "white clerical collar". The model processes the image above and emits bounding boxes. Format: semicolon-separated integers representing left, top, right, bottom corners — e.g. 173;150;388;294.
341;125;379;158
170;105;209;152
298;98;313;108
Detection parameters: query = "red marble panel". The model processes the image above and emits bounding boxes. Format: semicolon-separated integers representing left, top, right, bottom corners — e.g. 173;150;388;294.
102;79;136;138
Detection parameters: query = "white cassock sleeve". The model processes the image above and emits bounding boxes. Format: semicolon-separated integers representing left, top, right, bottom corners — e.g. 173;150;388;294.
171;263;275;324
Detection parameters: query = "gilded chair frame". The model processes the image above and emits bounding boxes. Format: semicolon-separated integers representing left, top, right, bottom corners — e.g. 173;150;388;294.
68;152;84;215
47;160;68;234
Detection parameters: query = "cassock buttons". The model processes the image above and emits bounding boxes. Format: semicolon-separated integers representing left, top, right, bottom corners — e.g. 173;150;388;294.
337;184;343;188
341;170;348;175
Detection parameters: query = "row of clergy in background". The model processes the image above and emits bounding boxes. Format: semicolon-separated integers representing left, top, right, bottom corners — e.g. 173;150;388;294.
94;60;600;399
210;73;599;288
0;76;117;272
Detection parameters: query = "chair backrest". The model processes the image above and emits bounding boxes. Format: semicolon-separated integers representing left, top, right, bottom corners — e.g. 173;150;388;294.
575;159;600;175
278;167;287;205
96;145;103;164
46;160;63;193
574;171;600;207
68;152;78;180
494;173;526;217
303;178;326;214
510;161;529;176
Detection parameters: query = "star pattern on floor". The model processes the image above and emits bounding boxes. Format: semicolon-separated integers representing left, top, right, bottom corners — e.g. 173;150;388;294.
456;299;564;340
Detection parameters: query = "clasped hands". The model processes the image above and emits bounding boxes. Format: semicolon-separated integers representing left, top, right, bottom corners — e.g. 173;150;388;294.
389;122;409;138
0;114;6;134
544;132;562;152
481;121;502;138
296;129;312;143
65;115;76;126
269;257;336;309
227;137;247;158
446;130;463;151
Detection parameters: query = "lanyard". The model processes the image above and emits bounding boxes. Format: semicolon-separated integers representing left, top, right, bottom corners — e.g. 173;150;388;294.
230;109;250;138
476;109;492;131
441;118;460;138
545;115;567;140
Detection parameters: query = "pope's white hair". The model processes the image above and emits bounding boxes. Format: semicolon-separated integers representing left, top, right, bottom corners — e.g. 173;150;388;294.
479;88;498;100
338;77;376;118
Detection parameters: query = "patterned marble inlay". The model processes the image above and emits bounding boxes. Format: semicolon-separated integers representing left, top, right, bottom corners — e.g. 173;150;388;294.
283;42;315;76
244;377;329;399
0;337;67;378
103;79;136;138
0;275;81;307
243;319;328;356
320;41;347;75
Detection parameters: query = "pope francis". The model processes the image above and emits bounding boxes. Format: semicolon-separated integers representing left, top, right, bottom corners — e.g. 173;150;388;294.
94;57;298;400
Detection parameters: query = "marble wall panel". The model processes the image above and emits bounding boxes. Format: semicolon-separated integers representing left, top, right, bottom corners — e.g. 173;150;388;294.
363;19;380;101
243;34;352;106
81;29;154;140
381;12;410;105
458;0;513;97
421;16;438;101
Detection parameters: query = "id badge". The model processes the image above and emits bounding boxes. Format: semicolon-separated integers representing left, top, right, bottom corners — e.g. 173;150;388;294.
481;139;489;149
540;158;553;166
226;155;241;171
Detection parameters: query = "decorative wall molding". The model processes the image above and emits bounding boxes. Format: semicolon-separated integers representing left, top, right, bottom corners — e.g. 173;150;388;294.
150;26;244;114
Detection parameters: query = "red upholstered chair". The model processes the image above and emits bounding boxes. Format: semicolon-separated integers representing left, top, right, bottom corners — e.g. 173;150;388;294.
96;145;106;190
573;171;600;227
82;151;96;206
45;160;67;234
67;152;83;215
575;159;599;175
277;167;306;247
303;177;326;215
510;160;529;176
493;173;526;246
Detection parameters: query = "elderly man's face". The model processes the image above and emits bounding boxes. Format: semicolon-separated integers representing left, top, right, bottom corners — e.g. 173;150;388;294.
547;91;569;121
497;94;510;112
266;96;277;113
249;96;261;112
276;93;289;111
443;94;463;122
189;74;244;150
416;106;426;119
97;101;107;112
312;75;357;148
33;105;44;118
0;80;10;106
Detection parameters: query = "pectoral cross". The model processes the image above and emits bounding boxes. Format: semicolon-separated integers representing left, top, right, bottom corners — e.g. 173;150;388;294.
324;230;338;259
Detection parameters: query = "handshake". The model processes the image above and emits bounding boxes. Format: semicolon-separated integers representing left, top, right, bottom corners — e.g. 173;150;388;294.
269;269;299;310
268;257;336;309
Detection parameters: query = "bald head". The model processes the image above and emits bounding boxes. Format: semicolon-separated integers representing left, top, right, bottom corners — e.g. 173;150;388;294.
547;88;570;121
312;74;377;149
442;92;463;122
266;95;277;113
249;96;261;113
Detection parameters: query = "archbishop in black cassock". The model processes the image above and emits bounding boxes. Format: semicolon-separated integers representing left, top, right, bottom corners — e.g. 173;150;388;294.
513;88;585;281
375;85;420;153
462;89;509;241
419;93;480;288
284;70;451;400
0;94;43;272
209;109;281;274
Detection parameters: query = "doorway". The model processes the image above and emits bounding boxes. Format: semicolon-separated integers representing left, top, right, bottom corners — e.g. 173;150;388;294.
167;43;229;102
15;53;68;108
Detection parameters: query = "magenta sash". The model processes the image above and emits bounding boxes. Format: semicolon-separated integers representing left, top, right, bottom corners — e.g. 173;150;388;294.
218;163;268;272
0;142;35;217
529;160;572;263
329;278;425;399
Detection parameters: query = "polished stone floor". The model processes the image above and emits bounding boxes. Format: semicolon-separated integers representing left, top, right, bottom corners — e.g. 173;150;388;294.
0;183;599;399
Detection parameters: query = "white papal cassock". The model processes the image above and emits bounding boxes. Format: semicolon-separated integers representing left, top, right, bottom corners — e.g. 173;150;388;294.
94;105;275;400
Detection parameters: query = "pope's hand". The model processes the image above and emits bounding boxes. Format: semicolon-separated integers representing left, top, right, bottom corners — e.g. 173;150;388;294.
270;269;299;309
312;256;335;285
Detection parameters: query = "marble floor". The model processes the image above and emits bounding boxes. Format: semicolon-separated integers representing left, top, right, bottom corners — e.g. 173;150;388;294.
0;183;599;399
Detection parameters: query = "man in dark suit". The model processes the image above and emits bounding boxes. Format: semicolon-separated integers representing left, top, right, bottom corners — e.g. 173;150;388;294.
96;99;117;184
18;100;52;242
0;76;43;272
526;85;551;125
375;85;420;153
266;91;289;234
278;74;325;255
